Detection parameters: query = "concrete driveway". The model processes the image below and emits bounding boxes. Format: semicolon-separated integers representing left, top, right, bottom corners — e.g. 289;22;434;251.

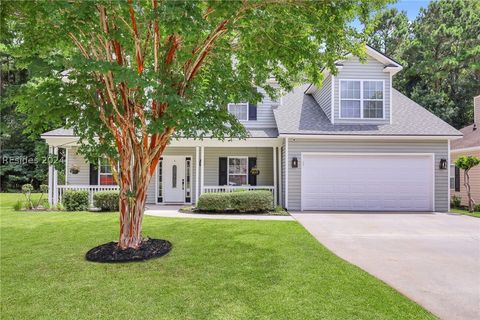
291;212;480;320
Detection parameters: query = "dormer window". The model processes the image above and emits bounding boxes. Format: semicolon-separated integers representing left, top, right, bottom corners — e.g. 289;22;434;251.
228;102;249;121
340;80;384;119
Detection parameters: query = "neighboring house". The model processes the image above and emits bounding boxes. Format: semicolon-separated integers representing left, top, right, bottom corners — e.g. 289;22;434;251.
42;45;462;212
450;96;480;207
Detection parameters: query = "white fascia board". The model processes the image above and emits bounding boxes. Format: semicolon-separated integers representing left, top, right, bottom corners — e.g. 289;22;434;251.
450;146;480;153
278;134;462;141
42;136;80;147
168;137;283;147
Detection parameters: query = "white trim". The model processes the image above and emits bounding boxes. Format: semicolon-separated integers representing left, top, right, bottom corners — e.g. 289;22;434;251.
169;138;282;148
285;137;289;209
195;146;199;203
450;146;480;153
448;140;451;212
48;146;53;205
227;102;249;122
279;134;462;140
53;147;58;204
200;146;205;194
155;158;159;204
300;152;435;212
65;148;69;185
226;156;249;186
331;75;335;124
278;146;283;206
389;73;393;125
339;79;386;120
273;147;277;206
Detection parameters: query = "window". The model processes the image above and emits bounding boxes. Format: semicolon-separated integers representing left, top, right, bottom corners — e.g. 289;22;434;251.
340;80;384;119
228;157;248;186
228;103;249;121
99;158;116;185
451;165;461;192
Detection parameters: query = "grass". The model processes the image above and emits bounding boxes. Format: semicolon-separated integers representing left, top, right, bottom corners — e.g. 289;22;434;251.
450;208;480;218
1;193;433;320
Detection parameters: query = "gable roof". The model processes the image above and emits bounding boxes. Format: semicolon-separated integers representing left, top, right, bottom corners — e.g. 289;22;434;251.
451;124;479;150
41;128;75;137
273;85;462;137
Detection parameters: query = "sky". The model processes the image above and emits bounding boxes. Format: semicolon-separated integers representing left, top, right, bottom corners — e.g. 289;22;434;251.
390;0;431;20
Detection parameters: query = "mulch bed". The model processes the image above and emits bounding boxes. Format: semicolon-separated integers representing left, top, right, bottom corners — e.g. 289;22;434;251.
85;238;172;263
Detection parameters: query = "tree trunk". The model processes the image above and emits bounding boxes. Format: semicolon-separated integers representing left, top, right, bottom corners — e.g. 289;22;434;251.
117;164;151;249
464;169;475;213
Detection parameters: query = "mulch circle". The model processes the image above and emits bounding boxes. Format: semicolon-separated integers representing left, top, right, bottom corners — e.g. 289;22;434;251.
85;238;172;263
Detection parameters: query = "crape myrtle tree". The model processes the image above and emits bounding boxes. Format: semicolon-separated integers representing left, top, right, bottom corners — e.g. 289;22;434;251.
4;0;389;249
455;156;480;213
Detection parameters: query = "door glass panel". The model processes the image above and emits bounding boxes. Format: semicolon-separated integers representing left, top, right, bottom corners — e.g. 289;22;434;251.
172;165;177;188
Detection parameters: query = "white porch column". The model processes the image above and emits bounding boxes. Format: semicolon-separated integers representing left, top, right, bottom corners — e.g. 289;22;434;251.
277;146;283;207
48;146;54;205
53;147;59;205
273;146;277;206
195;146;200;203
284;138;289;209
200;146;205;195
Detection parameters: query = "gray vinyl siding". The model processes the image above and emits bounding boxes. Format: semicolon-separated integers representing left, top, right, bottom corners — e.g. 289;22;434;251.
66;147;89;185
146;147;197;204
203;147;274;186
334;57;391;125
286;138;449;212
311;75;332;121
240;87;278;129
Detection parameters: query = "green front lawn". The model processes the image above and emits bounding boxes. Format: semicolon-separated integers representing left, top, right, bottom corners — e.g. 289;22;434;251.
1;193;433;320
450;208;480;218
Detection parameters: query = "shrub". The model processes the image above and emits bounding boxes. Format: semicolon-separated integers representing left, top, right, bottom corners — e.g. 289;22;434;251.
63;190;89;211
197;190;273;213
475;204;480;213
451;195;461;209
93;191;119;211
197;193;231;212
13;200;23;211
229;190;273;212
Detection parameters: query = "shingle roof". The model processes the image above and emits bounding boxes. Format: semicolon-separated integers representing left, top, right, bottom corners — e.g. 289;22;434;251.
273;85;462;137
41;127;278;139
41;128;75;137
451;124;479;150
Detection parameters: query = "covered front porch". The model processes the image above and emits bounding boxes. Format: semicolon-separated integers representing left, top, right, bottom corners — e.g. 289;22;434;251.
42;134;283;207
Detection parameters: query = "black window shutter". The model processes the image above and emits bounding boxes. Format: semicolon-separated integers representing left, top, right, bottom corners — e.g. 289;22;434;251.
89;163;98;185
219;157;228;186
454;167;460;192
248;103;257;120
248;157;257;186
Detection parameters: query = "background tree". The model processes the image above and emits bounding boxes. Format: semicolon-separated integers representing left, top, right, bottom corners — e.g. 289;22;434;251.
369;8;409;58
3;0;388;249
369;0;480;129
455;156;480;212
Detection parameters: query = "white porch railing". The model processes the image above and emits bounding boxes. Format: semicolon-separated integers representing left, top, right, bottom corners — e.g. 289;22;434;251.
202;186;275;206
57;185;119;205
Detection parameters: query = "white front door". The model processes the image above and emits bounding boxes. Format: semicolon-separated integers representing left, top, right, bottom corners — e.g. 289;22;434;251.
163;156;186;203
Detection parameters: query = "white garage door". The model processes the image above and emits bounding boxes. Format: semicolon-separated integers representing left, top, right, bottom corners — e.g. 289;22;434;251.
301;154;434;211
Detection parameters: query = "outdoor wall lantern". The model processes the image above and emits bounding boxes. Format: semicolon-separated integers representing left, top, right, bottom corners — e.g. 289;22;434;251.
292;157;298;168
439;159;447;170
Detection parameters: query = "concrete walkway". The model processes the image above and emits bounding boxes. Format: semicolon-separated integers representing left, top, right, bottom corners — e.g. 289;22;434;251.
145;205;294;221
291;212;480;320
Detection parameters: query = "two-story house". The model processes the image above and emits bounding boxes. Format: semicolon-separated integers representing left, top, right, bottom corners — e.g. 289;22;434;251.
42;45;461;212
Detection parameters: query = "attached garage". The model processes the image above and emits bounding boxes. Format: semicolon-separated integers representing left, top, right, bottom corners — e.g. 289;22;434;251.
301;153;434;211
